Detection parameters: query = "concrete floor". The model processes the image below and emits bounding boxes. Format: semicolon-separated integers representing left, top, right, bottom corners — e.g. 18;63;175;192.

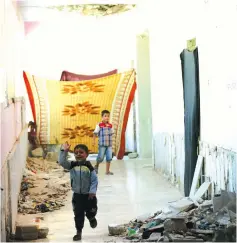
40;158;182;242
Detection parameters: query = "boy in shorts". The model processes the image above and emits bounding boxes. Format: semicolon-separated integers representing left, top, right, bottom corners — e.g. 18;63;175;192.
93;110;114;175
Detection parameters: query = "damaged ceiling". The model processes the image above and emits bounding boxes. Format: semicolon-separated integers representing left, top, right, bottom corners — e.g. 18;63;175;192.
49;4;136;16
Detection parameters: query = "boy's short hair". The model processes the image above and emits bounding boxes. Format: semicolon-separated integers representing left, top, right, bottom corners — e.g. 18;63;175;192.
101;110;110;117
74;144;89;154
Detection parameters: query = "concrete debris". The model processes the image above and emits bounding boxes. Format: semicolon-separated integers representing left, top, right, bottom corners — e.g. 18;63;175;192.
18;157;70;214
168;197;194;213
15;225;39;241
137;213;154;222
38;227;49;239
109;193;237;242
165;233;204;242
213;190;236;213
147;232;162;242
108;224;126;236
14;225;49;241
45;152;59;162
164;218;187;233
31;147;44;157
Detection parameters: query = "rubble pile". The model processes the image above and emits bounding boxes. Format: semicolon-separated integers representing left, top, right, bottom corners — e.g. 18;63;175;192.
18;157;70;214
109;191;236;242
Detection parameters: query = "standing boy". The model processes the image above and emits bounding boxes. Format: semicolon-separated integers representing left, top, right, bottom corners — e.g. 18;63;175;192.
58;142;98;241
93;110;114;175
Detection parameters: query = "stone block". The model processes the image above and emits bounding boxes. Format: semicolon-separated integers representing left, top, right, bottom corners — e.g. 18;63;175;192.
15;225;38;241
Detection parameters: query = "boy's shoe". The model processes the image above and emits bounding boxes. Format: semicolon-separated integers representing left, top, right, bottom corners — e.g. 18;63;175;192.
73;232;82;241
106;171;114;175
89;218;97;228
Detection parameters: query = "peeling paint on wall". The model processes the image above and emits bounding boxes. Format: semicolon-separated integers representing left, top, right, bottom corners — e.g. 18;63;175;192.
153;133;236;196
153;133;185;194
199;141;236;194
1;99;27;241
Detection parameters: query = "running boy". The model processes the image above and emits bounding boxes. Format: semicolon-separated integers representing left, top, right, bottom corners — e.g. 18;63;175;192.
58;142;98;241
93;110;114;175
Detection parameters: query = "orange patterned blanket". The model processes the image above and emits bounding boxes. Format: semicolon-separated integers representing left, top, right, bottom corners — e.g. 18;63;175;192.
23;70;136;159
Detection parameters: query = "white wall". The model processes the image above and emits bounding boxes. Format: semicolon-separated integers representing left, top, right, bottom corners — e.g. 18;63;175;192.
198;0;237;152
0;0;30;120
0;1;25;101
146;0;237;191
148;0;237;152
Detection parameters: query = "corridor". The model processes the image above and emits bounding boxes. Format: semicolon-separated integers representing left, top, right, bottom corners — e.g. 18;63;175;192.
35;158;182;242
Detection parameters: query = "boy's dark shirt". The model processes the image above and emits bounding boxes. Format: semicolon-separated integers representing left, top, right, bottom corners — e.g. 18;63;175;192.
70;160;94;171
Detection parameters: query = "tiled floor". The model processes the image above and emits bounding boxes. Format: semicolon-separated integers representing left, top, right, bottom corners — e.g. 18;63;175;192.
34;158;182;242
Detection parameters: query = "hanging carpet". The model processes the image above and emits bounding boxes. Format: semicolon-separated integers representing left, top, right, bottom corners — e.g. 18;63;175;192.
23;70;136;159
60;69;118;81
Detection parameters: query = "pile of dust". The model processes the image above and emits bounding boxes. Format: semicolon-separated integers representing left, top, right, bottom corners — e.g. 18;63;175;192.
18;157;70;214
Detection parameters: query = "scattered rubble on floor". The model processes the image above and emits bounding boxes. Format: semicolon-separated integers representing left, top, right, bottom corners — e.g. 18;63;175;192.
108;190;236;242
18;157;70;214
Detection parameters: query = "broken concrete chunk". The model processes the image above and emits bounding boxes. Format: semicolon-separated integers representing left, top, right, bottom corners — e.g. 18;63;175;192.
168;197;194;213
164;218;187;233
205;213;216;224
147;232;161;242
136;213;153;222
213;190;236;213
197;198;204;204
156;206;178;220
108;224;126;236
216;212;230;226
38;227;49;239
15;225;38;241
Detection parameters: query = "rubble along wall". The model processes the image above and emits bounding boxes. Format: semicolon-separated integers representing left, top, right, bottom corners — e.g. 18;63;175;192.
153;132;236;196
1;99;28;241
